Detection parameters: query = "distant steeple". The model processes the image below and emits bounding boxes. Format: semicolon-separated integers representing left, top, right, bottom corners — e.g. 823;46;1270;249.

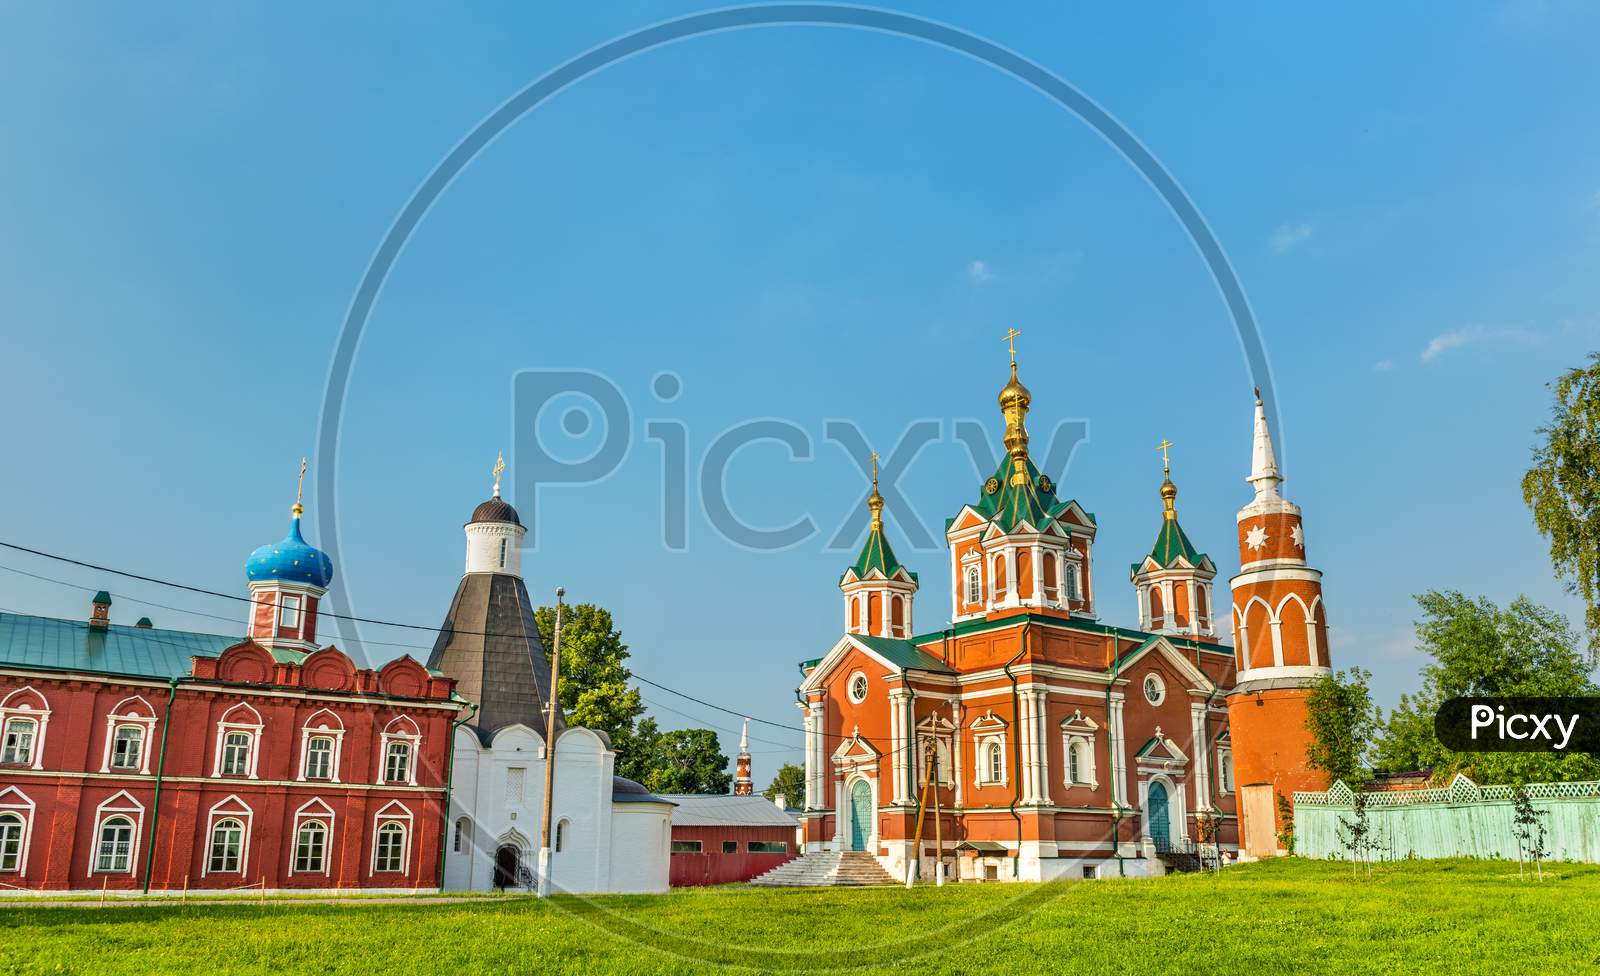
733;718;753;795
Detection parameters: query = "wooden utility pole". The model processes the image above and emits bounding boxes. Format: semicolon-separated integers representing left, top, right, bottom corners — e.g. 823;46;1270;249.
906;741;937;887
536;588;565;898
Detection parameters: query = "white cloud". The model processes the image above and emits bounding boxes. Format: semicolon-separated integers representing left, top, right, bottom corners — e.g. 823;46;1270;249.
965;259;993;283
1420;326;1535;363
1269;222;1314;254
1373;359;1394;372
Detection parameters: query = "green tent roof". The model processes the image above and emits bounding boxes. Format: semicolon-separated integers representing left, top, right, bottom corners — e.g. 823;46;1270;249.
1141;516;1207;571
847;523;907;581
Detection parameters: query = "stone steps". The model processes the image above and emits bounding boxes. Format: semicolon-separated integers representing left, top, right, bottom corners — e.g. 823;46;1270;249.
749;851;898;887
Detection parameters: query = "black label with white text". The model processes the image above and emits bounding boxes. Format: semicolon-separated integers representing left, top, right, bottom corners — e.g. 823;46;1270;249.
1434;697;1600;752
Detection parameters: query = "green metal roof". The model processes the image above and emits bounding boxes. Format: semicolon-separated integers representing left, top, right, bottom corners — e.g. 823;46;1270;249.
1137;516;1208;573
850;634;956;674
0;612;243;679
843;523;916;583
908;613;1233;658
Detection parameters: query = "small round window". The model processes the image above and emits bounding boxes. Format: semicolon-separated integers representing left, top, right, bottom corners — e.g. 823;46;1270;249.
1143;673;1166;706
848;671;869;704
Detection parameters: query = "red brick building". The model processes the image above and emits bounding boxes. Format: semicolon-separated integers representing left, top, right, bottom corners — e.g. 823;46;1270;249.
0;501;464;893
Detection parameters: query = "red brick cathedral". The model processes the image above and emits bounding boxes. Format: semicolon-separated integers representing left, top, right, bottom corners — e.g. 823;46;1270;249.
798;346;1332;880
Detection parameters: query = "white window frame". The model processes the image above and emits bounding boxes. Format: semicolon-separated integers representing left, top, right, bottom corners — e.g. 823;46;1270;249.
0;787;36;878
212;703;264;779
109;725;146;772
383;739;413;785
289;797;337;876
1142;672;1167;706
1216;746;1234;794
379;717;421;787
453;817;470;854
88;791;144;877
207;818;246;875
293;820;329;875
98;695;158;775
0;687;50;770
370;801;413;876
1;716;39;767
970;711;1009;787
846;671;869;705
296;709;345;783
983;739;1005;785
965;566;982;605
278;593;303;631
200;795;254;878
1060;710;1100;790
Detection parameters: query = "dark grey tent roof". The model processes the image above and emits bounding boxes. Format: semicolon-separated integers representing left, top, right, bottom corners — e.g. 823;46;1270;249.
427;572;562;745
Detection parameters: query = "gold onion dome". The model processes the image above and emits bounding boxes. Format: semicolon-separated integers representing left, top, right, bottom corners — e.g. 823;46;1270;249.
1160;475;1178;520
999;361;1032;485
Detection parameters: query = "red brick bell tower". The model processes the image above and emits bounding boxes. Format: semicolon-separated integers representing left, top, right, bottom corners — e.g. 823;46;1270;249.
1226;390;1333;858
733;718;753;795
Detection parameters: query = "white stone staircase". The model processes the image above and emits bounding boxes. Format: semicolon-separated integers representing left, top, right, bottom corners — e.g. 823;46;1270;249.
749;851;898;887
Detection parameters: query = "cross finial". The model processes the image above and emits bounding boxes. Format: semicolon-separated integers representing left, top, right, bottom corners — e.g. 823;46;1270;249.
292;456;307;517
492;452;505;498
869;450;879;488
1156;438;1174;474
1003;327;1021;365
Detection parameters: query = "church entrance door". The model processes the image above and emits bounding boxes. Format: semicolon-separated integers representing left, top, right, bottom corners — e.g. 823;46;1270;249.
1147;781;1171;852
494;845;521;889
848;780;872;852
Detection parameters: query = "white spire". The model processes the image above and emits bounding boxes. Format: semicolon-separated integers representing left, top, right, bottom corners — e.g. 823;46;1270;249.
739;717;749;753
1247;388;1283;501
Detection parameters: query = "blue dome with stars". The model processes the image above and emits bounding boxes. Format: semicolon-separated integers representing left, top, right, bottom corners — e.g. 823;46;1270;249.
246;515;334;589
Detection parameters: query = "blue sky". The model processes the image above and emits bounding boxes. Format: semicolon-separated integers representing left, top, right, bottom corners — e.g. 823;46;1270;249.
2;2;1598;776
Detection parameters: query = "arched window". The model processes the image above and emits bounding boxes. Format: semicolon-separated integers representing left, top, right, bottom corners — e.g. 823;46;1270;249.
890;596;905;637
1067;566;1080;601
220;731;252;776
1068;741;1085;784
110;725;144;770
374;822;406;872
305;736;334;780
0;812;23;872
294;820;327;873
965;567;981;605
209;818;244;873
96;816;134;872
384;740;412;784
992;555;1007;595
1;717;37;766
453;817;469;854
986;742;1003;783
850;596;861;630
556;818;570;854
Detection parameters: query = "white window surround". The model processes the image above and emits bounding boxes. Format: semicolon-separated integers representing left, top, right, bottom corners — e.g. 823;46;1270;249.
100;697;158;774
88;791;144;877
288;798;337;876
0;687;50;771
1142;673;1167;706
201;795;254;878
453;817;469;854
379;717;421;787
212;704;264;779
369;801;413;875
0;787;36;878
965;566;982;606
278;593;303;631
970;710;1009;787
297;710;345;783
846;671;869;705
292;819;329;874
1216;747;1235;794
1060;710;1100;790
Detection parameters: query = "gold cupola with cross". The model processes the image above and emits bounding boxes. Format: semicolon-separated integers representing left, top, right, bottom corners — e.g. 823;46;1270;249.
944;330;1098;623
840;452;918;638
1130;440;1217;638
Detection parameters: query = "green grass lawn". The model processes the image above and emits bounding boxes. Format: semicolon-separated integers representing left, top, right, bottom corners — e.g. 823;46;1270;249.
2;859;1594;975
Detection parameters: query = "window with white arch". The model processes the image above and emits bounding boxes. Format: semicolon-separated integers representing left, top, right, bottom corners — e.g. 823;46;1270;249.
95;816;135;873
965;566;981;606
1;717;37;766
847;671;869;704
0;812;24;873
985;740;1004;784
1060;711;1100;790
213;704;264;779
294;819;328;873
209;818;245;873
1217;747;1234;794
373;822;407;873
0;688;48;770
379;718;421;787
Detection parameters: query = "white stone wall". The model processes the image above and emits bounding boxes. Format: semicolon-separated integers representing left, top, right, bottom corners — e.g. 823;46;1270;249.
442;723;668;893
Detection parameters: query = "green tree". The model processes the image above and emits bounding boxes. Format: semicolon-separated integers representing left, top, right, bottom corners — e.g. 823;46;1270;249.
1305;667;1379;786
632;727;732;795
534;602;648;766
1523;352;1600;662
1373;591;1600;784
763;762;805;806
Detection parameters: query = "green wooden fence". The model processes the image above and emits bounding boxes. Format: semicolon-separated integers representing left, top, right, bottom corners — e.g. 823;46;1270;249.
1293;774;1600;862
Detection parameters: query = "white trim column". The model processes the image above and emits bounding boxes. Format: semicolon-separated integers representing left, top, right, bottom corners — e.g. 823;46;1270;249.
1030;689;1050;804
1004;546;1020;607
1109;692;1128;813
1029;547;1045;607
888;689;909;805
1190;703;1211;811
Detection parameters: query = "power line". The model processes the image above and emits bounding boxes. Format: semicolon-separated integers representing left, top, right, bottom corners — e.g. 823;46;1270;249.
0;539;859;743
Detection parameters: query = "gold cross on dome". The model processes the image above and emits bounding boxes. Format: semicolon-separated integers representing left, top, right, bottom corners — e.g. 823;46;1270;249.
292;456;307;516
869;450;879;487
492;452;506;494
1156;438;1174;473
1003;327;1021;364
